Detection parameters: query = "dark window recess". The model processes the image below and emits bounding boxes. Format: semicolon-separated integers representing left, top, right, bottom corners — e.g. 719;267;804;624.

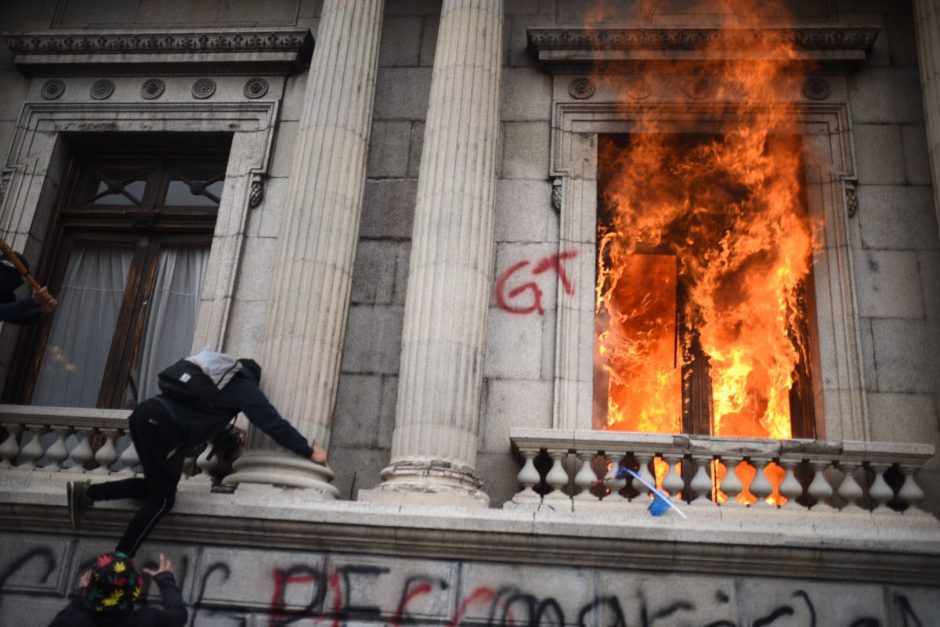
5;133;232;409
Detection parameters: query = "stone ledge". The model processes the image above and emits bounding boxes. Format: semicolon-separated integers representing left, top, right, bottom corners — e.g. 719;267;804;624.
2;28;314;76
2;474;938;586
527;25;881;73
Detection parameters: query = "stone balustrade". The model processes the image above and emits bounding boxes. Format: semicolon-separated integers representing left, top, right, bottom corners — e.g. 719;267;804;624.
509;429;936;516
0;405;224;481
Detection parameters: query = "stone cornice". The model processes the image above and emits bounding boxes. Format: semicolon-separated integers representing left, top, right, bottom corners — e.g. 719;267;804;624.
2;27;314;76
527;25;881;72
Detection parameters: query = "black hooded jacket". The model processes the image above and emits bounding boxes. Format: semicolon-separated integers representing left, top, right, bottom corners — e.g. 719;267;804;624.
157;367;313;459
47;572;186;627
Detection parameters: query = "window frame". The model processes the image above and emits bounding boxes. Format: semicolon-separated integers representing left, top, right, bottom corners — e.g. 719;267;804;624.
5;141;229;409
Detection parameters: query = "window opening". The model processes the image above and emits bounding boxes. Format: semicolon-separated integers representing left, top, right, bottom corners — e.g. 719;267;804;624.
6;133;231;409
594;132;818;441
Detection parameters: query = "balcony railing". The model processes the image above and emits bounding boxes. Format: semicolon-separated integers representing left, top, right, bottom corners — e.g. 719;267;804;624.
509;429;936;517
0;405;225;483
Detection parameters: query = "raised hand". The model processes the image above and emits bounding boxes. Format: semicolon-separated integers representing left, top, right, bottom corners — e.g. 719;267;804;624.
142;553;173;577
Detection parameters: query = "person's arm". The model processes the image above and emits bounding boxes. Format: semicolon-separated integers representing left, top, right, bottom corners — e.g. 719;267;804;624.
142;554;187;627
231;377;315;459
0;297;42;324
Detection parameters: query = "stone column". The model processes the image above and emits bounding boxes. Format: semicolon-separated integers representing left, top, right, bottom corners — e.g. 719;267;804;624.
359;0;503;507
914;0;940;237
224;0;384;495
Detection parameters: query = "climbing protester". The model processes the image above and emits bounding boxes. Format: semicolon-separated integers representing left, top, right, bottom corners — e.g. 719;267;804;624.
0;249;57;324
47;551;187;627
67;348;328;556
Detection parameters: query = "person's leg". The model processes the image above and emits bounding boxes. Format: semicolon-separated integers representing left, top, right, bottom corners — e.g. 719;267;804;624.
68;405;155;529
114;400;184;556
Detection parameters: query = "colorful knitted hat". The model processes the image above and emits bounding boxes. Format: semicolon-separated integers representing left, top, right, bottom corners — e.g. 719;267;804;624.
81;551;144;612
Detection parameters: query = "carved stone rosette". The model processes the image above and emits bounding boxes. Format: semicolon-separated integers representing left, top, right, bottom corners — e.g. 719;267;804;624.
41;79;65;100
90;79;114;100
140;78;165;100
192;78;216;100
243;77;269;99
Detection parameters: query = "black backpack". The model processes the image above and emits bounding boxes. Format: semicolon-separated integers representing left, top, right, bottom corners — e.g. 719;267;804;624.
157;358;240;410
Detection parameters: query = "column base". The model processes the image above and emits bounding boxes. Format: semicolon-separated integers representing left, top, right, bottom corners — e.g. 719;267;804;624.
222;451;339;499
358;460;489;508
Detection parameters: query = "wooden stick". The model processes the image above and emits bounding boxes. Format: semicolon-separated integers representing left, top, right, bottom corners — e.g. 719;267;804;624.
0;236;43;292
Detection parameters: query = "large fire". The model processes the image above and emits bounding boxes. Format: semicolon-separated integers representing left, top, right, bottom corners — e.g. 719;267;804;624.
594;7;819;440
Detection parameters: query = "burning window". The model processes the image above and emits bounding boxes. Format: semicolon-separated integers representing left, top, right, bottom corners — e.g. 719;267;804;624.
594;131;819;440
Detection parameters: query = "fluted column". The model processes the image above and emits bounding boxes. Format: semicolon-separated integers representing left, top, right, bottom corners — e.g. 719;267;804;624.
359;0;503;507
224;0;384;495
914;0;940;237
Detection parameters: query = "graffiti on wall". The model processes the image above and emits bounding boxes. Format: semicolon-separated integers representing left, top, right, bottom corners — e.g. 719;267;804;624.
0;543;930;627
495;250;578;315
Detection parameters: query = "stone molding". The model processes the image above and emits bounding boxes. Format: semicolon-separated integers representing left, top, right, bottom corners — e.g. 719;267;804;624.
2;487;939;585
3;27;314;75
527;25;880;72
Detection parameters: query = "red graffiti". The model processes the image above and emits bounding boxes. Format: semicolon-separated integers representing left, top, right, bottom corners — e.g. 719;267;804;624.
328;570;343;627
390;581;434;626
268;570;317;627
495;250;577;315
449;586;495;627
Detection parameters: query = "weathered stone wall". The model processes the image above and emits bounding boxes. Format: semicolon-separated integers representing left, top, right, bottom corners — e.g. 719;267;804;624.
1;532;936;626
0;0;937;511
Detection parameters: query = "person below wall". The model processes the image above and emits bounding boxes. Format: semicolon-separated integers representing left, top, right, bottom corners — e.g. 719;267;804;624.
0;250;57;323
47;551;187;627
67;349;328;557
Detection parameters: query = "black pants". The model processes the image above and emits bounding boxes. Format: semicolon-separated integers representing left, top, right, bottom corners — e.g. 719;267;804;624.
85;398;184;556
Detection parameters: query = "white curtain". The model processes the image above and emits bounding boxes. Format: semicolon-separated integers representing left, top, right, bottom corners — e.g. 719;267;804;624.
32;246;132;407
137;247;209;400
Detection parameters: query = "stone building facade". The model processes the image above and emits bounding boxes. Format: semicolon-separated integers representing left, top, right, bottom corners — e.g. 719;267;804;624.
0;0;939;625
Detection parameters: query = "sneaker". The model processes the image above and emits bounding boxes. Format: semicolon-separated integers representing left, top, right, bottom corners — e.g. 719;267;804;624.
67;480;93;530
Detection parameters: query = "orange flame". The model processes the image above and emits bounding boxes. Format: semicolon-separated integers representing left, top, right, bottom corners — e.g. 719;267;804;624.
594;1;818;440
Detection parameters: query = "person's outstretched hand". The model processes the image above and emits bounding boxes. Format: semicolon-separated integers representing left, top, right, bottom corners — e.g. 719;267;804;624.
32;286;57;314
142;553;174;577
311;441;328;464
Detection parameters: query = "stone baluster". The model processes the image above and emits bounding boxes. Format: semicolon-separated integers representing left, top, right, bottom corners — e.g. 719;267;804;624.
807;459;834;511
688;454;713;506
20;425;46;469
118;437;140;474
0;424;22;468
67;428;95;473
749;457;774;508
719;457;745;507
634;452;657;504
543;449;571;506
868;463;895;514
196;446;222;479
510;447;542;506
837;461;865;512
44;427;70;470
360;0;504;508
224;0;385;496
661;453;684;501
898;463;927;515
603;451;628;502
778;458;803;509
573;450;598;501
93;429;119;474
